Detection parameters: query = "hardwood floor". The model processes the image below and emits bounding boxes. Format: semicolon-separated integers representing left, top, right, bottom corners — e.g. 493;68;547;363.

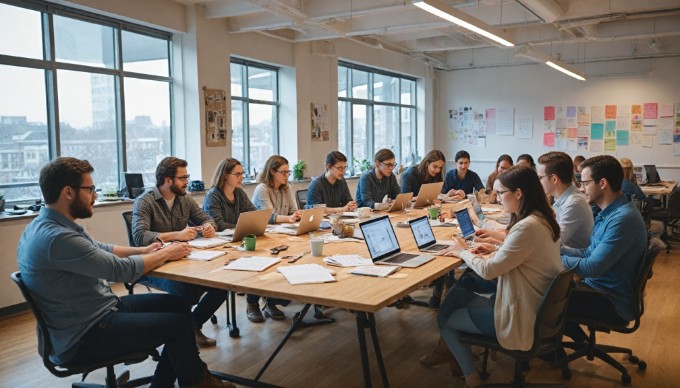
3;249;680;388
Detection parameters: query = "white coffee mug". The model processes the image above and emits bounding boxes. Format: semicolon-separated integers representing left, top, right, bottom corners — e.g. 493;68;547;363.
358;207;371;217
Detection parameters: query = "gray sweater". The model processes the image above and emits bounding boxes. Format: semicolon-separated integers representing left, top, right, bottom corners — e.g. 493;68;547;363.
202;187;257;231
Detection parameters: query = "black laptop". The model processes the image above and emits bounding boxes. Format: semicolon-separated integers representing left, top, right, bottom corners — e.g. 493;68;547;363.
643;165;662;186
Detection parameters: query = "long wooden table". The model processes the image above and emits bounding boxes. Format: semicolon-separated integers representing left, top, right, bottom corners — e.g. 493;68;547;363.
640;181;676;208
150;209;464;387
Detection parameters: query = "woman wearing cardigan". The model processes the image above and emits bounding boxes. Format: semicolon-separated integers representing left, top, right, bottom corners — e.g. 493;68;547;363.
202;158;256;231
425;165;562;387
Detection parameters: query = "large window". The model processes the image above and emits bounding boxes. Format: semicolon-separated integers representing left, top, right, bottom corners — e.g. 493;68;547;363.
0;0;172;201
230;59;279;177
338;61;417;174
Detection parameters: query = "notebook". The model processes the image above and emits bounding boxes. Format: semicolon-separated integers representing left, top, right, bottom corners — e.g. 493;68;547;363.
387;192;413;213
359;215;434;268
277;207;325;235
409;216;455;253
413;182;444;208
216;209;272;242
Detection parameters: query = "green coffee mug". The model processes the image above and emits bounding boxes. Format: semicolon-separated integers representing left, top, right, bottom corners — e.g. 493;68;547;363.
243;234;256;251
427;207;440;220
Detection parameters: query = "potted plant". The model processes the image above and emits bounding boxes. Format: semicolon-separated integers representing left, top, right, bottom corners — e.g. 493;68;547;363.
353;158;371;175
292;160;306;180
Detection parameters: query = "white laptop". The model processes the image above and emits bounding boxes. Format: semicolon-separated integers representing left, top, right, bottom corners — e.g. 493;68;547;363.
387;192;414;213
279;207;325;235
467;194;485;222
359;215;434;268
409;215;455;253
217;209;272;242
413;182;444;208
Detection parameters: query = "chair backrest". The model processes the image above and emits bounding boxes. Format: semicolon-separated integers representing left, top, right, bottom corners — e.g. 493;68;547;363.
122;210;135;247
296;189;308;210
529;269;575;354
626;237;664;331
666;187;680;219
10;272;73;378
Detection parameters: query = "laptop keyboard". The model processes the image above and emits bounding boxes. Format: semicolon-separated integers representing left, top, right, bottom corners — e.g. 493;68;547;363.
383;252;418;264
428;244;451;251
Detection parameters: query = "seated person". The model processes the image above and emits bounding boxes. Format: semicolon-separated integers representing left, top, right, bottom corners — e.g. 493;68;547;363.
619;157;646;201
421;166;562;387
484;154;513;204
252;155;301;321
538;151;593;248
202;157;256;231
516;153;536;170
17;157;234;387
401;149;446;196
355;149;401;210
573;155;585;187
442;150;484;200
306;151;357;213
132;157;227;348
561;155;647;344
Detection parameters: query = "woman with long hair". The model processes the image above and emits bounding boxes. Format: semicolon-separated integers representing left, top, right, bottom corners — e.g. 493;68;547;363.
253;155;303;224
401;150;446;196
421;166;562;387
203;158;256;231
484;154;513;204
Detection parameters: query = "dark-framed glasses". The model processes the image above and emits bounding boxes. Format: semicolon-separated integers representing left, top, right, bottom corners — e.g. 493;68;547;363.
174;175;191;181
74;185;96;194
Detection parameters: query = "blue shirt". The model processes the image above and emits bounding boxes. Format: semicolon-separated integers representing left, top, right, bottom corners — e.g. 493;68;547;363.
355;169;401;208
561;195;647;321
17;208;144;362
621;180;646;201
441;169;484;194
400;166;441;196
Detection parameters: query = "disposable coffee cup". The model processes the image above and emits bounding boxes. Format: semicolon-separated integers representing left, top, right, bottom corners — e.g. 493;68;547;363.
310;237;324;256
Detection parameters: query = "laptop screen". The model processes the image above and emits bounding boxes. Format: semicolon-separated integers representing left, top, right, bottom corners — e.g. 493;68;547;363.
644;165;660;184
467;194;485;219
455;208;476;239
409;216;436;249
359;216;401;260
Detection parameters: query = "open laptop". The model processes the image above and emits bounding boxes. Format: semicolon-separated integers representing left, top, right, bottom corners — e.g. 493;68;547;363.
467;194;485;221
413;182;444;208
409;215;454;253
455;208;477;242
359;215;434;268
387;192;413;213
217;209;272;242
643;165;662;186
279;207;325;235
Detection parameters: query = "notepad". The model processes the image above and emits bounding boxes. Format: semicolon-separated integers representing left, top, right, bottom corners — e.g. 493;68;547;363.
351;265;400;278
222;256;280;271
188;237;227;248
323;255;373;267
186;250;226;261
216;228;235;237
278;264;336;285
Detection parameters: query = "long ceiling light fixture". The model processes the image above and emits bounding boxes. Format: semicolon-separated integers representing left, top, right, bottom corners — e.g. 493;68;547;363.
412;0;514;47
516;46;586;81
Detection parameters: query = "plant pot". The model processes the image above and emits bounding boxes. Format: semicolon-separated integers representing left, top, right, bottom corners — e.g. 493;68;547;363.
0;199;5;213
293;171;303;180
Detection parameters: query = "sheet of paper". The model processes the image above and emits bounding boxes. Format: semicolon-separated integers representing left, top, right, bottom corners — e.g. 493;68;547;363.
189;237;228;248
216;228;235;237
278;264;336;284
323;255;373;267
351;265;400;278
186;250;226;261
222;256;280;271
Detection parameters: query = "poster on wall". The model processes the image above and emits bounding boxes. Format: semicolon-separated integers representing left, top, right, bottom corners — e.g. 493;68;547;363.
516;117;533;139
496;108;514;135
203;87;229;147
311;103;329;141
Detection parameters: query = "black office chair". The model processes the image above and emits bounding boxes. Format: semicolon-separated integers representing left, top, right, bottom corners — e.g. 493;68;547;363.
562;237;664;385
295;189;308;209
459;269;574;387
11;272;158;388
650;187;680;252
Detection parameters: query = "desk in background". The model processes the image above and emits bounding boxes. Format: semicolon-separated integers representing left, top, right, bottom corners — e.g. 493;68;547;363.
641;181;676;208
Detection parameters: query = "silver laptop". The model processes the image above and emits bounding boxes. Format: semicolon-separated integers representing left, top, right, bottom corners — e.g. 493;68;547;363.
413;182;444;208
409;216;454;253
218;209;272;242
467;194;485;222
387;192;413;213
280;207;325;235
359;215;434;268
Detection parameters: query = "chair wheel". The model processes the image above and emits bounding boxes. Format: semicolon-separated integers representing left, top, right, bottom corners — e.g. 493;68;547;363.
622;373;632;385
638;361;647;371
229;328;240;337
628;355;639;364
210;315;218;324
562;369;571;380
395;300;405;309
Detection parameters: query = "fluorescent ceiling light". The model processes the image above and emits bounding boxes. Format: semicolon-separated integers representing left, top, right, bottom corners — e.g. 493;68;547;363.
516;46;587;81
546;61;586;81
412;0;514;47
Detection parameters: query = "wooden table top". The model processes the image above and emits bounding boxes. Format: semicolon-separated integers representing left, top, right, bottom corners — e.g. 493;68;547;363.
150;208;474;313
640;181;676;196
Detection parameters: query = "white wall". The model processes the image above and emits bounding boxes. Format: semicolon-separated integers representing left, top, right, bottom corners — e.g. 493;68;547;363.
436;57;680;181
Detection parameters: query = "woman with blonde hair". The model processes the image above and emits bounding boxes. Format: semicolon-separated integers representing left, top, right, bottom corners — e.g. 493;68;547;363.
253;155;303;224
619;157;646;201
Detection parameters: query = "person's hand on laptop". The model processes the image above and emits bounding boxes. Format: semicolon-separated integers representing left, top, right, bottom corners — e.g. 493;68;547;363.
439;236;468;257
475;228;506;242
470;242;496;255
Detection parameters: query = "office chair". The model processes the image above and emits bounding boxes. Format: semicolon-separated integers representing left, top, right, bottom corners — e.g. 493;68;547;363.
295;189;308;209
650;187;680;252
562;237;664;385
458;269;574;387
11;272;158;388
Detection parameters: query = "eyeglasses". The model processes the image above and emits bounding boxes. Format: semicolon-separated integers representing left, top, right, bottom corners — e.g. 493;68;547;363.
228;172;245;178
275;170;292;176
538;174;554;180
380;162;397;168
174;175;190;181
333;165;348;172
74;185;96;194
497;189;515;196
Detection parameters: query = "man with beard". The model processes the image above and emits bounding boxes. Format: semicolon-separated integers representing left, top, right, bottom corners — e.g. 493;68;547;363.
132;156;227;348
17;157;235;387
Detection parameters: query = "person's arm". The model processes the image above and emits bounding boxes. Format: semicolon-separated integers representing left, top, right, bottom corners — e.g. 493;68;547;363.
306;179;324;208
131;195;162;247
441;170;453;194
203;189;232;231
389;174;401;199
401;169;415;194
356;173;378;209
473;172;485;192
253;184;279;224
237;188;257;213
286;185;299;215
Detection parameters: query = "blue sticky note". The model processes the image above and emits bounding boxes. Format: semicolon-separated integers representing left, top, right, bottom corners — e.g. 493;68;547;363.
591;123;604;140
616;130;629;146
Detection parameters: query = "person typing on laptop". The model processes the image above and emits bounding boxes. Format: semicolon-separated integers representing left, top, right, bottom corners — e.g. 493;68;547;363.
203;158;257;230
400;150;446;197
356;149;401;210
132;157;226;348
306;151;357;214
419;166;562;387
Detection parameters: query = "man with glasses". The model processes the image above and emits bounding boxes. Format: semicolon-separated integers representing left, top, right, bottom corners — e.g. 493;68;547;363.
306;151;357;213
537;151;593;248
17;157;234;387
356;148;401;210
132;157;226;348
561;155;647;343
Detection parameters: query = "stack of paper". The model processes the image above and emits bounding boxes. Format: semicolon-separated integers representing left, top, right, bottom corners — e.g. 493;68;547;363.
216;228;235;237
278;264;336;285
189;237;227;248
323;255;373;267
186;250;226;261
350;265;400;278
222;256;280;271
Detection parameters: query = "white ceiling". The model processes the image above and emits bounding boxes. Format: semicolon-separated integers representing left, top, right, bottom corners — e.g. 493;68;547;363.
174;0;680;74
